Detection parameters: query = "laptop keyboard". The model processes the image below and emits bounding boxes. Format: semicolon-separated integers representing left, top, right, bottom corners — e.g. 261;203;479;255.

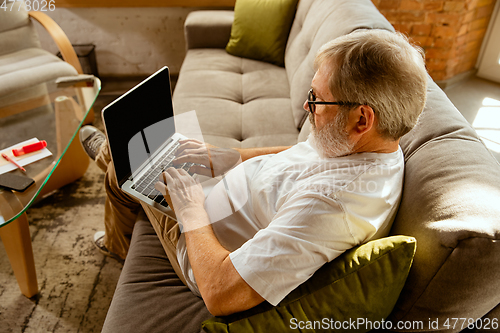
131;141;194;207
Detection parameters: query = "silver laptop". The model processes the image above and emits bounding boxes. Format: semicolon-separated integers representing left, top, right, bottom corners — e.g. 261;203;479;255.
101;66;190;214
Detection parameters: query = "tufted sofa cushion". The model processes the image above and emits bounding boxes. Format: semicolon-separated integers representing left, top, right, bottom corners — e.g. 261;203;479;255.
173;49;298;148
173;0;393;148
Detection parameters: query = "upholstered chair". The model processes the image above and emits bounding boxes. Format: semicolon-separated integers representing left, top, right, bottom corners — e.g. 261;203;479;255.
0;5;83;111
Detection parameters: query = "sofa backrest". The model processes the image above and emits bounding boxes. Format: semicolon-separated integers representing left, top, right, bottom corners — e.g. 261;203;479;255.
284;0;393;132
390;80;500;325
0;6;41;57
285;0;500;326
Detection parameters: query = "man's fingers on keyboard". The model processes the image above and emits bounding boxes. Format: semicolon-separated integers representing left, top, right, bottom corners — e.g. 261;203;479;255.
179;138;204;146
173;153;209;166
176;140;205;154
176;147;208;159
154;181;167;195
189;164;212;177
158;172;166;183
162;169;175;183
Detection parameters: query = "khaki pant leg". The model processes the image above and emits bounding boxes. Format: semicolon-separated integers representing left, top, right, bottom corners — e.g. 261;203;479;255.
142;204;187;287
95;141;187;286
96;142;141;260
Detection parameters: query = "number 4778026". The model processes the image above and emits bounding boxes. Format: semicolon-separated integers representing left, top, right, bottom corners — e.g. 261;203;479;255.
1;0;55;11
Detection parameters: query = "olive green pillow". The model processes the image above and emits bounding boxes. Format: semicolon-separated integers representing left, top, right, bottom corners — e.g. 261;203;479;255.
202;235;416;333
225;0;299;67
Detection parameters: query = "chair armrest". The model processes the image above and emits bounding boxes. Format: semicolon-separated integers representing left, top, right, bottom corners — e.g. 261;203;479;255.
184;10;234;50
28;11;83;74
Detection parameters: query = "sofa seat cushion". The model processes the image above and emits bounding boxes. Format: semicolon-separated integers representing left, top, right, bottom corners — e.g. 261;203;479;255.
173;48;300;148
102;216;212;333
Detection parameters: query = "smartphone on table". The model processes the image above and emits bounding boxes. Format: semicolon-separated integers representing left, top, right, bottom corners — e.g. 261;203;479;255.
0;173;35;192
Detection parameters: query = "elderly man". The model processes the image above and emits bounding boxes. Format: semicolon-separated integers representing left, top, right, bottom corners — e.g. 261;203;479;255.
80;29;427;316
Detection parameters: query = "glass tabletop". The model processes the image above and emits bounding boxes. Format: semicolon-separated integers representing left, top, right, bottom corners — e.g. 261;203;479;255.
0;77;101;227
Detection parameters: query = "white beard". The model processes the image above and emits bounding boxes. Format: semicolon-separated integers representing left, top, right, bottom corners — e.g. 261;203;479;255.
308;112;355;158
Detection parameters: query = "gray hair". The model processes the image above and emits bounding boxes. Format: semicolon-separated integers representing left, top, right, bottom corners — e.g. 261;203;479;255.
315;29;428;140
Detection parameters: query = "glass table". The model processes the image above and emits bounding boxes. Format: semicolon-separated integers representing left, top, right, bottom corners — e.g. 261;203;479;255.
0;77;100;297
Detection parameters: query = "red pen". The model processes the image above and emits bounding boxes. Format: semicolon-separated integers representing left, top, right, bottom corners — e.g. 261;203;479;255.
12;140;47;157
1;153;26;172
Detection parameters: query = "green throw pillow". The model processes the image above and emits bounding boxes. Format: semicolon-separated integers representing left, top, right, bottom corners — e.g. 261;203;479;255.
202;235;416;333
225;0;299;67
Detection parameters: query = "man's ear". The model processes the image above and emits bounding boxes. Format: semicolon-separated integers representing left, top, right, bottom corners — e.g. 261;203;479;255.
348;105;375;135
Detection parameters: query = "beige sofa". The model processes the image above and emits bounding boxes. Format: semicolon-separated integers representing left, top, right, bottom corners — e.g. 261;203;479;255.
103;0;500;332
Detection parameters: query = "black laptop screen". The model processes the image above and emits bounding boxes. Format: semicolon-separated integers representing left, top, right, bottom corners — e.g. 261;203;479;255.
102;67;175;185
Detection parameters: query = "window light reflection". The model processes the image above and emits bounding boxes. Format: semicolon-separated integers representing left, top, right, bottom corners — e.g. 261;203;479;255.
473;97;500;153
482;97;500;106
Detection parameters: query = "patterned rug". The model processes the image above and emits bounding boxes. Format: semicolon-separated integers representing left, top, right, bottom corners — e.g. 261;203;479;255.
0;94;123;333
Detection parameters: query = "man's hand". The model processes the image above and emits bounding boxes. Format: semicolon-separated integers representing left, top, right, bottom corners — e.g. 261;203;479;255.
173;139;241;177
155;167;207;231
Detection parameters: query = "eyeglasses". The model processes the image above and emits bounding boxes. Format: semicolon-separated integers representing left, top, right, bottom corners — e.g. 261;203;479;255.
307;89;357;114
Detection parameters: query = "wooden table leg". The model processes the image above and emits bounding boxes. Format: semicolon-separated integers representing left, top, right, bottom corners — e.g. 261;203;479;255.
0;213;38;298
38;95;90;199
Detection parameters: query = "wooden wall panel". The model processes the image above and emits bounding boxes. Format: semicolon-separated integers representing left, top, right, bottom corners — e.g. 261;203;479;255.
56;0;235;7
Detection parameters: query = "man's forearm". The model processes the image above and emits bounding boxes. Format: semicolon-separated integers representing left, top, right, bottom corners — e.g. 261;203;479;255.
157;160;268;316
180;207;265;316
233;146;291;161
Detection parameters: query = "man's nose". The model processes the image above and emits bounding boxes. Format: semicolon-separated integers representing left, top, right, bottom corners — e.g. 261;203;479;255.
303;100;310;112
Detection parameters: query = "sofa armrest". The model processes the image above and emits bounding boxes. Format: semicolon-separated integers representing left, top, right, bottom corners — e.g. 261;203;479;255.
184;10;234;50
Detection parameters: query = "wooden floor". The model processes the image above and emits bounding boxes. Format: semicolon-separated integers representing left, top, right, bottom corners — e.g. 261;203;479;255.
444;75;500;162
0;75;498;333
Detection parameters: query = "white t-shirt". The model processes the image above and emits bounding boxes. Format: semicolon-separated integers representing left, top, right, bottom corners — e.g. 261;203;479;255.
177;139;404;306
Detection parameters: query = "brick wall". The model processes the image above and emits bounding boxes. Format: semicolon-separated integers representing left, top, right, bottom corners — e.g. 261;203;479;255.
371;0;497;81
